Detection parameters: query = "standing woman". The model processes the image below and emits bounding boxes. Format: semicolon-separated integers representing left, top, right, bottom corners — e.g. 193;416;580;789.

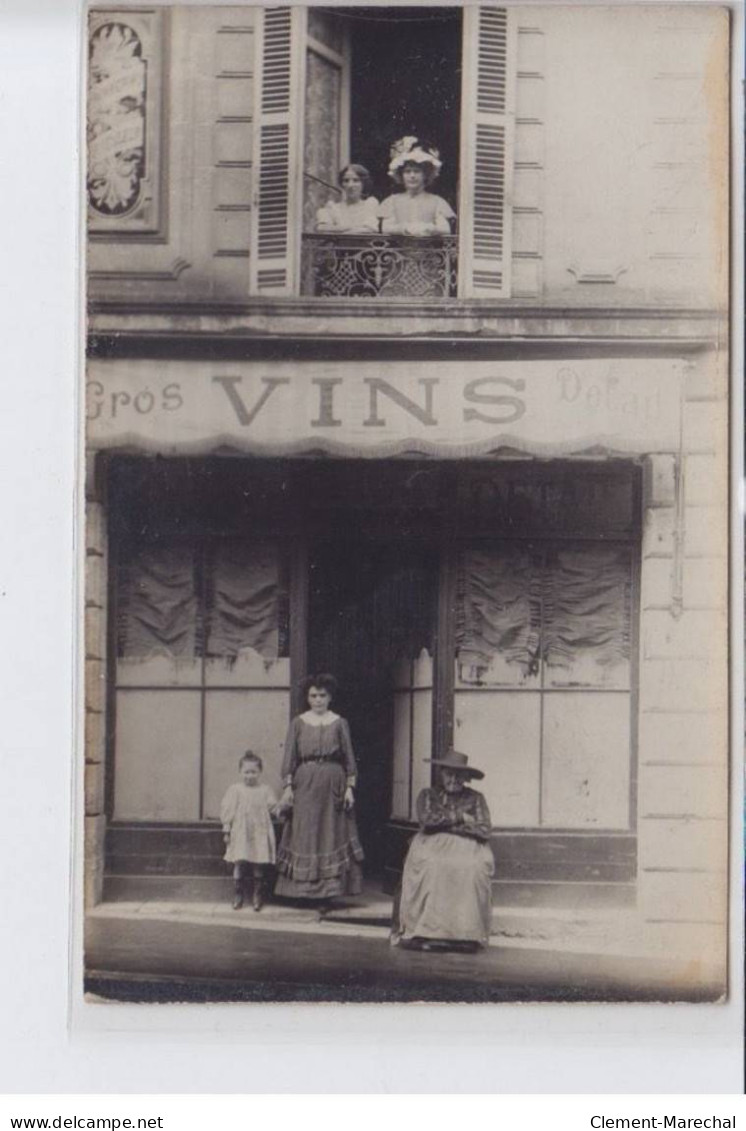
275;673;364;904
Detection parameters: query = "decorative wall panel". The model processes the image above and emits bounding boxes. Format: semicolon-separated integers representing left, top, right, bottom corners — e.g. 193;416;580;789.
87;9;166;237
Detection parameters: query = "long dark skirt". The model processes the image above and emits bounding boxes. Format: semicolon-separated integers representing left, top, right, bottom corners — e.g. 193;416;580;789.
275;761;364;900
391;832;494;946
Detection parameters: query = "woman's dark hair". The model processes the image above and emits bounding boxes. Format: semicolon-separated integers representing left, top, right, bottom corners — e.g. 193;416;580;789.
338;163;373;198
239;750;263;770
300;672;339;698
394;158;437;188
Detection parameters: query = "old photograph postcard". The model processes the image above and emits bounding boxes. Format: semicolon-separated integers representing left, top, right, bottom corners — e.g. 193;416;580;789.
83;2;730;1005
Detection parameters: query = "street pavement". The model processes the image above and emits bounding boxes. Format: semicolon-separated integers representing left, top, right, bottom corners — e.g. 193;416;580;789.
84;912;721;1005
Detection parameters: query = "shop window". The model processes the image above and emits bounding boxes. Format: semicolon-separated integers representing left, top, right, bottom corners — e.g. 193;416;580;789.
114;536;291;822
391;651;434;822
108;458;639;843
250;5;516;300
454;542;635;831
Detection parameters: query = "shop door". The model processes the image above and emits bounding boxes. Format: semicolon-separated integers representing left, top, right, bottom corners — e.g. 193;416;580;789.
307;539;437;876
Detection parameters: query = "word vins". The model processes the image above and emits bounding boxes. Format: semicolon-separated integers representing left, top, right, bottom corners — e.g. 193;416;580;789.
212;375;527;427
86;368;667;431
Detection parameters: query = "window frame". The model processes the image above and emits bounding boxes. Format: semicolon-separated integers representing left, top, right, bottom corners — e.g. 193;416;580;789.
108;531;293;823
250;4;517;301
433;468;642;835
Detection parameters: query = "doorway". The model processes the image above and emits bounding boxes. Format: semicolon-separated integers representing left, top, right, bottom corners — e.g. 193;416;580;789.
308;537;437;877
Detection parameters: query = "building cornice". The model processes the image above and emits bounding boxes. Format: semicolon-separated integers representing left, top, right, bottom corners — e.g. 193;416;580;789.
87;300;725;360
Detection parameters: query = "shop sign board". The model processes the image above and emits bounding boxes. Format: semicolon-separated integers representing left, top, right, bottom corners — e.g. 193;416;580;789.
87;358;684;456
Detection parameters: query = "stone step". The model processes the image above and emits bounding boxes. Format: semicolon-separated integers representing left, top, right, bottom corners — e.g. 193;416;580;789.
107;824;226;857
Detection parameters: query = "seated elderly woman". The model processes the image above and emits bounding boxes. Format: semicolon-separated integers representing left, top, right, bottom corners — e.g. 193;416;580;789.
379;136;456;237
315;164;379;233
391;749;494;952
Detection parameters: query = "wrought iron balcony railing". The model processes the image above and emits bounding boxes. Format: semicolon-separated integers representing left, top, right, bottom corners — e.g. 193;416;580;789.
301;233;458;299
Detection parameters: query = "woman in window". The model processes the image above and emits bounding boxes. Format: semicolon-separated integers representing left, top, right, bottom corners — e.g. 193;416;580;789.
274;673;365;907
391;749;494;952
315;164;379;233
379;136;455;237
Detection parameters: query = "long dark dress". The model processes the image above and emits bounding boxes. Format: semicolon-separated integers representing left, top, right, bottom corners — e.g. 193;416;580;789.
274;714;364;899
392;786;494;947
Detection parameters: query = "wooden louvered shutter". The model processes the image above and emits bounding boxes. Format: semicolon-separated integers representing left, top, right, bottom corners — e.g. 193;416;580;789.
250;7;306;295
458;6;516;299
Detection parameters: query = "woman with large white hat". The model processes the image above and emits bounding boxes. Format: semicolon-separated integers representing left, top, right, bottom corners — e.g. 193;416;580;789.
379;136;456;237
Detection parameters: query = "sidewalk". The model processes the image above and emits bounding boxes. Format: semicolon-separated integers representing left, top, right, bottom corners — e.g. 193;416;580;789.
84;889;723;1004
87;874;687;960
88;892;648;956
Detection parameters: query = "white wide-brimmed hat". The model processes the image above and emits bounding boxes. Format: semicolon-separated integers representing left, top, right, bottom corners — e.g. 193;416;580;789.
388;135;443;182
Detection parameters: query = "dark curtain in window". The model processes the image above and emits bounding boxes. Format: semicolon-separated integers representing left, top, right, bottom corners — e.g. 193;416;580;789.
206;541;282;660
118;539;285;661
456;546;542;674
544;547;631;674
118;543;198;658
456;544;631;680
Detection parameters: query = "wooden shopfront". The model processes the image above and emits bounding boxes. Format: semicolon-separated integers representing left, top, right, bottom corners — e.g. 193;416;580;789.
87;351;684;904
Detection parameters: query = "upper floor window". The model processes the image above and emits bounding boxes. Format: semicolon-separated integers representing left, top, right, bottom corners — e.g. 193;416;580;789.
250;6;517;301
305;135;459;298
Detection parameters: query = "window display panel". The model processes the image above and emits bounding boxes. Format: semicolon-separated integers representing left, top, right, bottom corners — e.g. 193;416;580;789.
410;686;434;819
453;690;541;826
391;651;434;821
541;692;631;829
114;690;202;820
391;675;412;821
202;689;290;819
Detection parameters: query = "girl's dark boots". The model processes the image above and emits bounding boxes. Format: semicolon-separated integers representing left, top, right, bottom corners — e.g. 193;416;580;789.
232;878;244;910
252;872;265;912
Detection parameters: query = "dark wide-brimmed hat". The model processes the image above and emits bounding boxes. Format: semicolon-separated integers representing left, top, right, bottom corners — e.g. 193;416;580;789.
424;749;484;780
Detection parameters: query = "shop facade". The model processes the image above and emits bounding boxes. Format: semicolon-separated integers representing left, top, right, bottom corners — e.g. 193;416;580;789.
85;4;729;989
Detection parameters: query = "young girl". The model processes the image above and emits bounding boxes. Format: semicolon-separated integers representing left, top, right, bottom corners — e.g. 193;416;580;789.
220;751;278;911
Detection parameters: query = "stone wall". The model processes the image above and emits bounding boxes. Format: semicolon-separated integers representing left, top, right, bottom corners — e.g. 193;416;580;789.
88;7;257;305
636;349;728;980
85;6;727;311
84;478;108;907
